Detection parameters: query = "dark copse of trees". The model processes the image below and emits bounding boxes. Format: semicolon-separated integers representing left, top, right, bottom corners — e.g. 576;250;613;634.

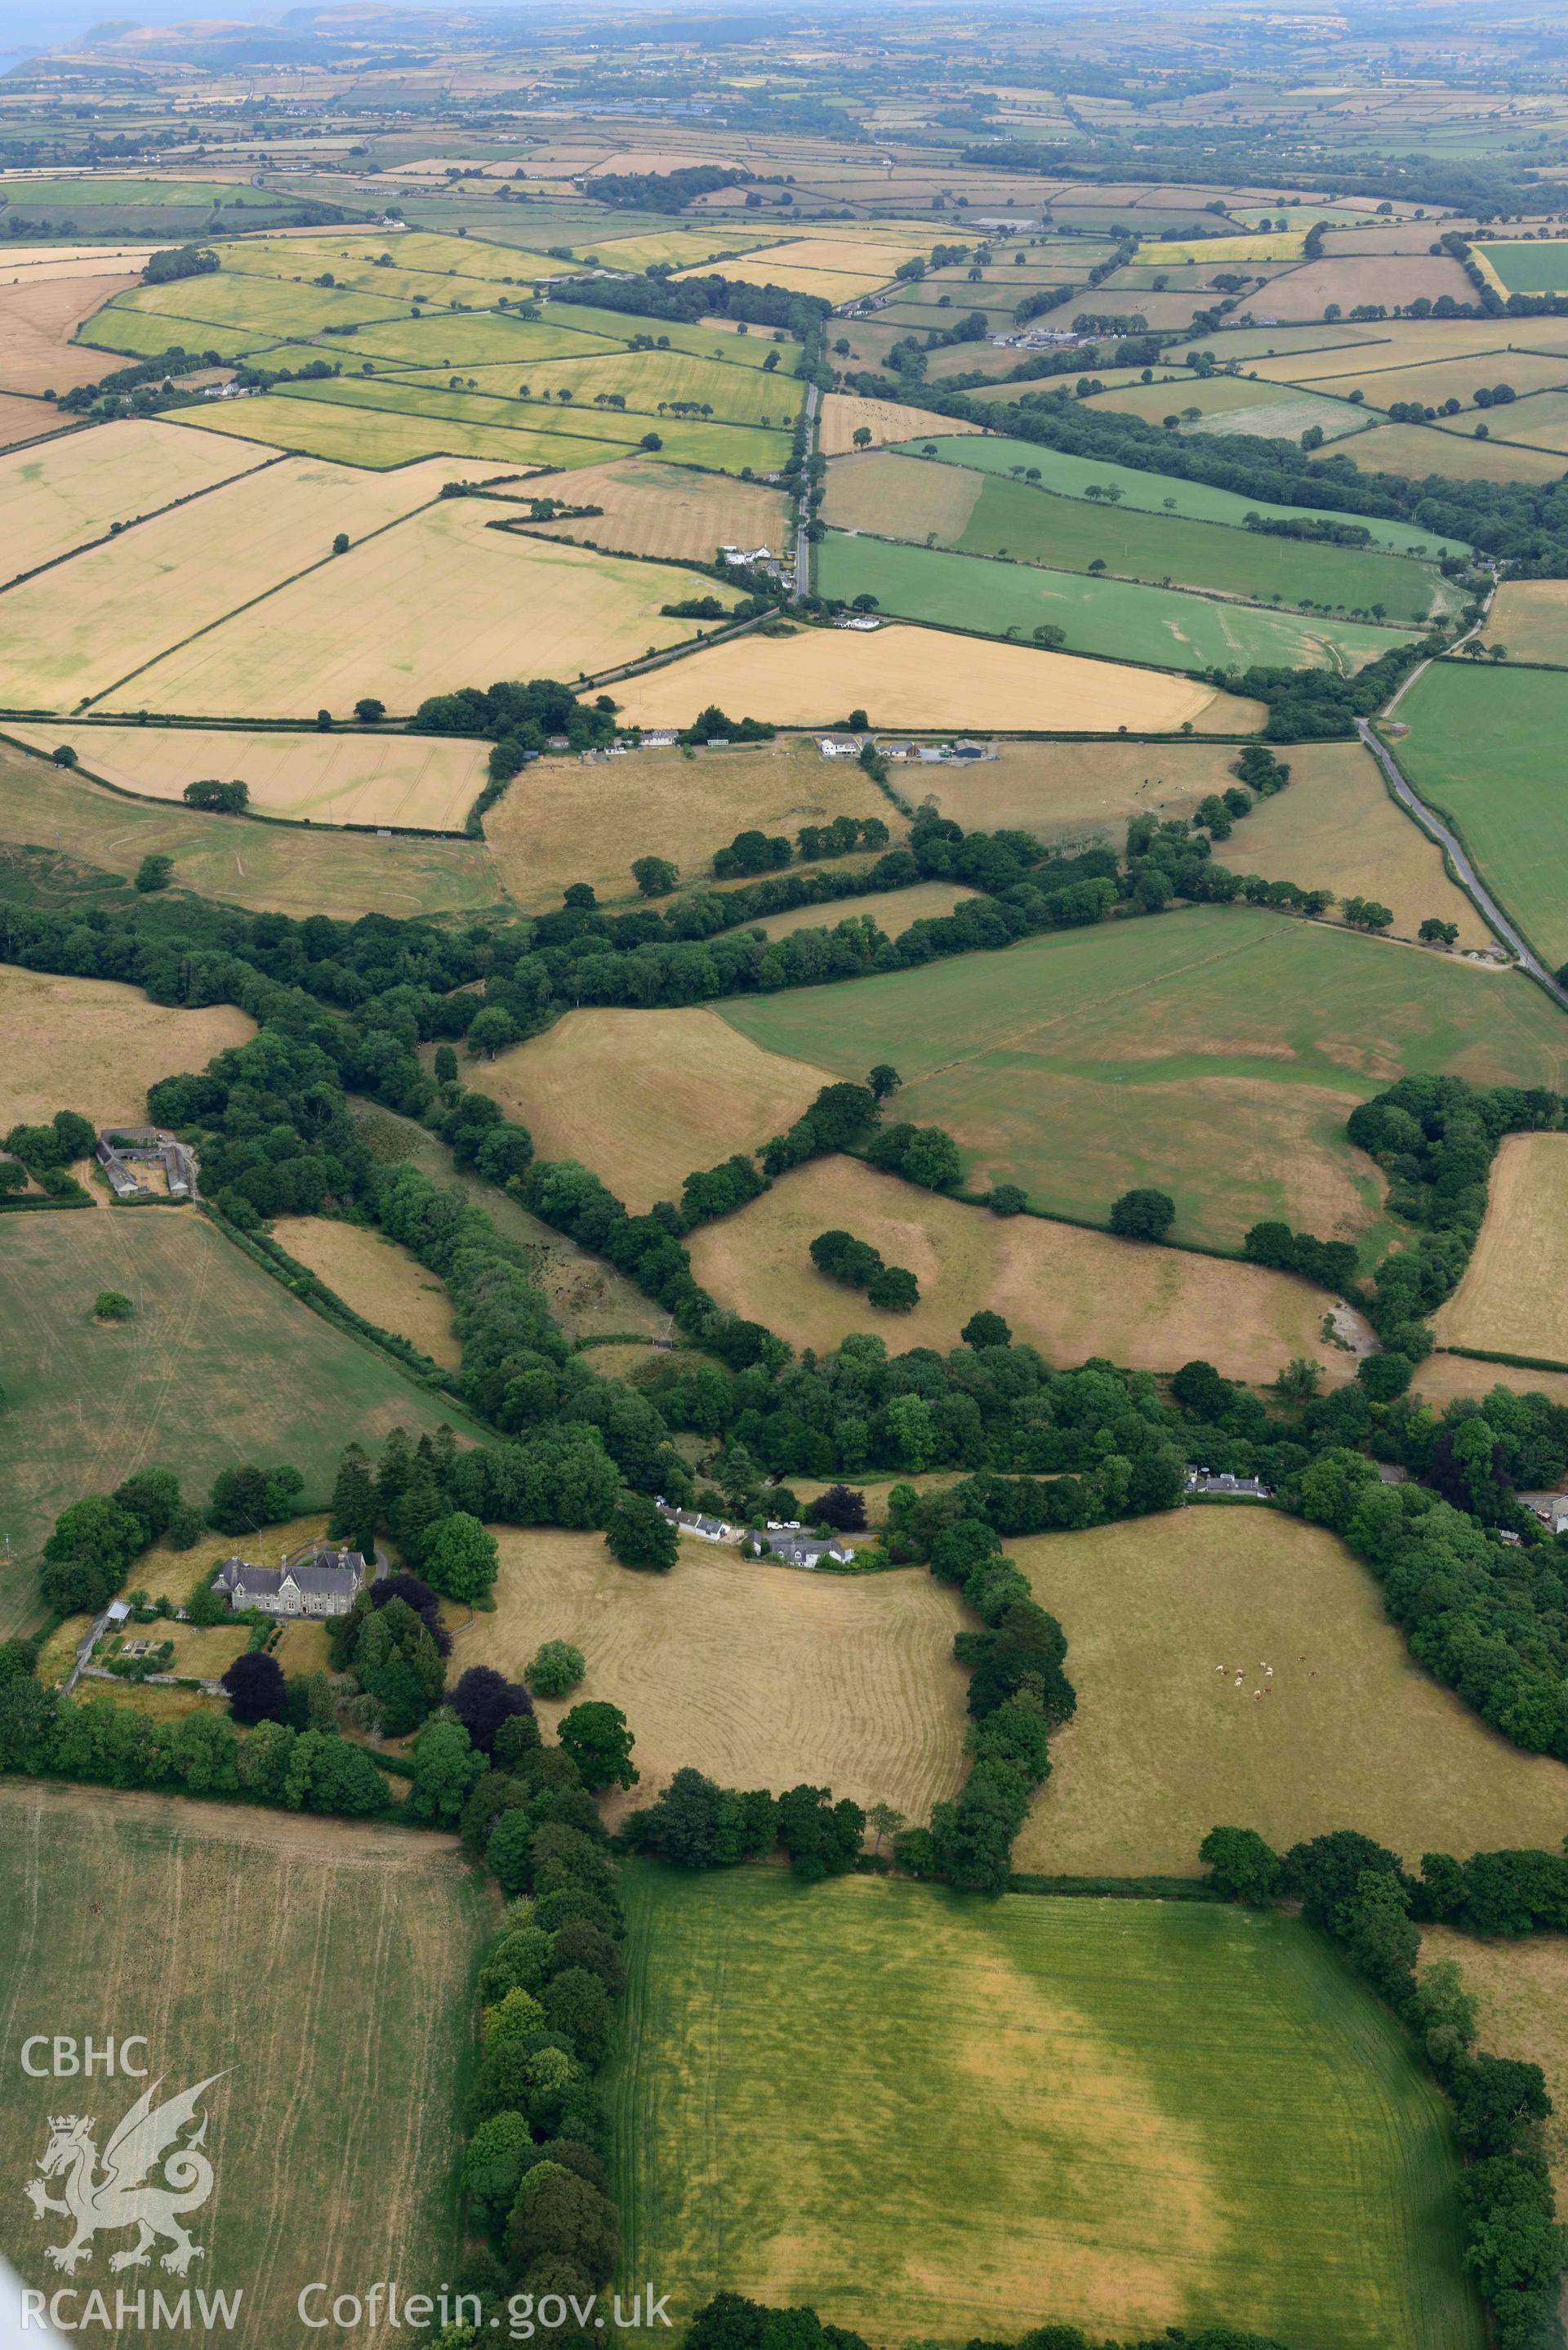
687;2297;1291;2350
593;164;747;210
141;244;219;284
550;270;831;337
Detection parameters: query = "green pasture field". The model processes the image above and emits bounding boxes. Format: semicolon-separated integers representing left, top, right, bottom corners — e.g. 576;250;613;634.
0;1779;490;2350
816;531;1419;676
951;475;1447;622
1472;240;1568;295
898;435;1470;558
105;272;408;340
338;312;612;367
718;903;1568;1251
1088;373;1307;425
7;176;280;211
1433;386;1568;455
0;735;509;925
1395;661;1568;970
168;394;614;471
0;1209;482;1637
1321;419;1568;484
78;303;285;363
609;1866;1480;2350
403;346;805;429
536;301;795;369
267;375;793;473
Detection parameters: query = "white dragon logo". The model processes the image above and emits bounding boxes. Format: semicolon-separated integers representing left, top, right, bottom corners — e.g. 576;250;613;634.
23;2075;224;2276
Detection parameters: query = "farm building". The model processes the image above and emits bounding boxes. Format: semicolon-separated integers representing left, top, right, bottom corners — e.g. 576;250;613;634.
213;1544;366;1618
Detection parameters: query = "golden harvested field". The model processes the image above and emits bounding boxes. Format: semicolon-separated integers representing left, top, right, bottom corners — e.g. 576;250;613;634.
475;1528;968;1829
1236;741;1490;946
0;965;252;1130
914;736;1246;840
11;718;491;832
1013;1511;1568;1876
1433;1135;1568;1362
1488;577;1568;663
1415;1354;1568;1410
105;502;714;721
0;452;479;711
1419;1930;1568;2200
1319;421;1568;484
480;1006;834;1210
614;623;1266;734
0;395;65;451
517;454;788;563
1136;231;1306;264
818;392;983;457
268;1215;460;1367
0;270;140;395
0;417;268;586
688;1157;1363;1382
486;734;898;911
0;739;506;922
741;878;978;942
0;1780;490;2350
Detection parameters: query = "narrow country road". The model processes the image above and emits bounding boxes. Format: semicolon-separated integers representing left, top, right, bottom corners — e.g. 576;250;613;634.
795;381;820;598
1356;717;1568;1014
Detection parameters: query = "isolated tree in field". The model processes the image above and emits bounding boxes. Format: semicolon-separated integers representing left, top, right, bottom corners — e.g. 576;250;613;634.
987;1183;1027;1215
631;855;679;897
184;778;247;813
466;1005;520;1060
51;744;78;768
425;1511;500;1601
808;1485;866;1532
354;697;386;722
448;1663;532;1754
1419;917;1459;947
852;424;874;448
134;853;173;894
1033;623;1067;648
332;531;350;555
961;1309;1011;1349
526;1639;586;1698
1108;1187;1175;1242
559;1699;637;1790
220;1649;287;1726
604;1492;677;1572
868;1063;900;1099
867;1264;920;1311
94;1291;133;1322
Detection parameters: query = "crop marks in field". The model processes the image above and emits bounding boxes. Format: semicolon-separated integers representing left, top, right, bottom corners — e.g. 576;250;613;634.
610;1867;1481;2350
816;531;1421;676
99;503;718;721
0;417;268;587
0;1780;488;2348
477;1530;968;1827
510;455;789;564
717;904;1568;1250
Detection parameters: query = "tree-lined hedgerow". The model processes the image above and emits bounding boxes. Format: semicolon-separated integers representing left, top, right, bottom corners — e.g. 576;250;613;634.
1202;1825;1566;2349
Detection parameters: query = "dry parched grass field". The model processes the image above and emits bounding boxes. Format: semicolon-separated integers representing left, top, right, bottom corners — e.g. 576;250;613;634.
613;623;1266;734
106;502;715;721
1013;1512;1568;1877
268;1215;461;1367
483;735;897;914
1419;1929;1568;2204
475;1530;968;1828
1433;1134;1568;1363
0;270;142;397
480;1006;835;1211
687;1157;1363;1385
610;1869;1481;2350
913;735;1246;841
1488;577;1568;665
0;964;253;1130
9;719;492;834
0;1780;489;2350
